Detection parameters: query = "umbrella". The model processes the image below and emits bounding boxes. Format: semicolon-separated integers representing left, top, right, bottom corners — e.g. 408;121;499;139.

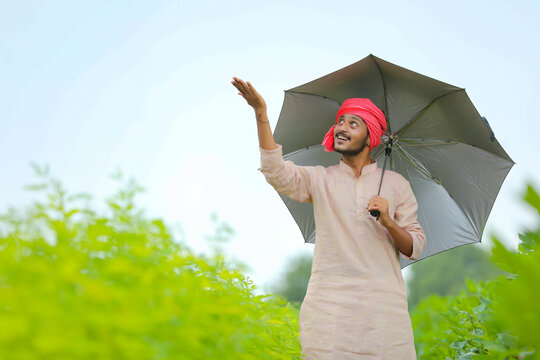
273;54;514;268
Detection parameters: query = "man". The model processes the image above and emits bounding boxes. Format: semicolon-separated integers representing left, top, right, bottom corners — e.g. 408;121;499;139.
232;77;426;359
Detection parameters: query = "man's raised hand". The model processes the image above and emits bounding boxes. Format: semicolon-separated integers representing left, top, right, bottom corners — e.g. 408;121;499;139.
231;77;275;149
231;77;267;112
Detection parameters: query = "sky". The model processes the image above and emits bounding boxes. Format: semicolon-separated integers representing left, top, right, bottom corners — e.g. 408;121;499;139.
1;0;539;291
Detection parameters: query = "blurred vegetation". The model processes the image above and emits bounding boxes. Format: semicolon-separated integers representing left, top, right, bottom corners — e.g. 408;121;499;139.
489;185;540;355
270;253;312;306
2;163;539;359
0;165;302;359
407;244;506;309
410;184;540;359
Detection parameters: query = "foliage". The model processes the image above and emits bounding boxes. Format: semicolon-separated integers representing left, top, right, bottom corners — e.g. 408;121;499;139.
407;244;505;309
411;279;531;359
0;165;302;360
410;184;540;359
270;252;312;306
489;184;540;356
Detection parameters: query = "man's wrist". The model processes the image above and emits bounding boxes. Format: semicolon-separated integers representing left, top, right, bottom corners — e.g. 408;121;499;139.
254;106;267;115
255;107;269;123
380;215;395;229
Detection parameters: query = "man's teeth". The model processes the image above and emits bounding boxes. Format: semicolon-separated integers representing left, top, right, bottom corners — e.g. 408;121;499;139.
337;135;348;140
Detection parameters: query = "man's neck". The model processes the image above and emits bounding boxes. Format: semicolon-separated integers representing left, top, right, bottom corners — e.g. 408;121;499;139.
341;151;374;178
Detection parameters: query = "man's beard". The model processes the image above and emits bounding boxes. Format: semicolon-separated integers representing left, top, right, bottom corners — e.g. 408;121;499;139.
335;136;369;156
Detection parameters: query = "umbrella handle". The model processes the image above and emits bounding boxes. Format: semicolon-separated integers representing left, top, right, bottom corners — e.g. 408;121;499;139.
370;143;392;221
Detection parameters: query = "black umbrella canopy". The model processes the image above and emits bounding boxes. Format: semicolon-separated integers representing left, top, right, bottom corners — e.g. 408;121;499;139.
272;54;514;267
274;54;510;160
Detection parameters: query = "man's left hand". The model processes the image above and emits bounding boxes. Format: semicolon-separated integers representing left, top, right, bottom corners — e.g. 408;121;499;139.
367;195;392;228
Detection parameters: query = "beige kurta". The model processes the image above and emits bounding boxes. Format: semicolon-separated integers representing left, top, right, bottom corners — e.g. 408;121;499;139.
260;145;426;360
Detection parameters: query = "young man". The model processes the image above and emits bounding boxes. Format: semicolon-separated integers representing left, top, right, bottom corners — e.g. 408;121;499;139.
232;77;426;360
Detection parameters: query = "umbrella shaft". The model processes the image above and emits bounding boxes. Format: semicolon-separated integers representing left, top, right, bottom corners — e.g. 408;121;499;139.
377;150;390;195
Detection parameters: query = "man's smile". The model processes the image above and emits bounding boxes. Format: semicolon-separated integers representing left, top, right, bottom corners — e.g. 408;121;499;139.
335;132;350;142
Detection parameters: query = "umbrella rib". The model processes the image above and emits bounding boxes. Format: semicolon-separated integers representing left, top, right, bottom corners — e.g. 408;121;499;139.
285;90;341;107
394;142;441;184
398;138;458;147
372;56;390;133
399;138;515;163
396;88;464;136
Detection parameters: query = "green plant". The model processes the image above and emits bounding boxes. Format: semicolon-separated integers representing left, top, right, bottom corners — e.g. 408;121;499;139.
410;183;540;359
0;165;302;359
411;279;530;359
489;184;540;358
406;244;505;309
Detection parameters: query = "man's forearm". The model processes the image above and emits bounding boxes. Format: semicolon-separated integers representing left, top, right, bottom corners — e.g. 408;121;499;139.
383;219;413;257
255;107;277;150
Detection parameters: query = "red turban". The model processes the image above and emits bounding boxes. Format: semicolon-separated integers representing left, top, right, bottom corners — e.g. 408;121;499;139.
322;98;387;152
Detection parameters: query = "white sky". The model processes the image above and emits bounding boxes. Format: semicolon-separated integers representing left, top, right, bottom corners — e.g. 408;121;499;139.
1;0;539;291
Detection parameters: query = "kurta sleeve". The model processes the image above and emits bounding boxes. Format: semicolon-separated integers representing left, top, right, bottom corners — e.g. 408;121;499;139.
394;179;426;260
259;144;315;203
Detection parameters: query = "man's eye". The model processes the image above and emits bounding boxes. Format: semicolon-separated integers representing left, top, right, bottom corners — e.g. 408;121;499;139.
351;122;357;128
338;119;344;124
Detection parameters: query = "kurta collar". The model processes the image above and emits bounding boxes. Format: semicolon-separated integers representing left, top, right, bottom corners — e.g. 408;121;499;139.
339;159;378;177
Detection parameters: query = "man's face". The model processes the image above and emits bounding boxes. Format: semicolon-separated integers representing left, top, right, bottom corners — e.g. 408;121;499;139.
333;113;370;156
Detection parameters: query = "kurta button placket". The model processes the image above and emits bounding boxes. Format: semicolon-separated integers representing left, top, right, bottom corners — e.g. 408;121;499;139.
356;178;364;235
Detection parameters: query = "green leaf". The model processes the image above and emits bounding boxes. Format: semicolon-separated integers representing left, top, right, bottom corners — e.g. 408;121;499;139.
524;184;540;215
465;278;477;293
473;303;486;314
